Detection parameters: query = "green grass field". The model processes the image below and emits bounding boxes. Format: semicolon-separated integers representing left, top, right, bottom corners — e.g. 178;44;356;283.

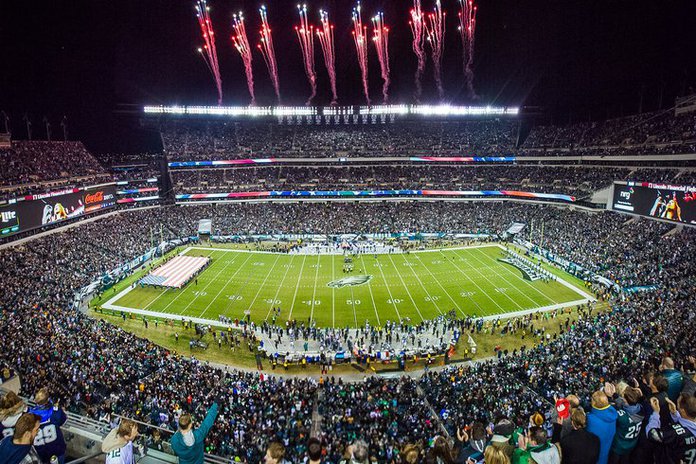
101;244;590;328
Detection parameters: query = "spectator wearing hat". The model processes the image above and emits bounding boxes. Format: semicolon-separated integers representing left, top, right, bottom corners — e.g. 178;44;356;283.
488;418;515;459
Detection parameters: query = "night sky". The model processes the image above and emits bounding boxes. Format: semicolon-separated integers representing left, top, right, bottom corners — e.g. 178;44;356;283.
0;0;694;152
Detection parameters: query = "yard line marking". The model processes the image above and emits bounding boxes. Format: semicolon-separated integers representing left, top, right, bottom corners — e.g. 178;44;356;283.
198;253;254;318
366;278;380;326
438;249;500;316
464;249;539;307
349;286;358;328
386;253;425;322
374;256;403;322
309;254;321;323
474;247;557;305
247;253;281;313
398;253;443;316
452;248;526;312
411;252;465;317
331;254;336;328
265;254;296;321
288;254;307;321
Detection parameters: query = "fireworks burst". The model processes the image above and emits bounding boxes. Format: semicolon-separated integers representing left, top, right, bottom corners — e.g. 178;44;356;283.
425;0;446;100
231;12;256;105
295;4;317;105
317;10;338;105
351;3;370;105
409;0;426;102
258;6;281;103
372;13;390;104
194;0;223;105
458;0;477;98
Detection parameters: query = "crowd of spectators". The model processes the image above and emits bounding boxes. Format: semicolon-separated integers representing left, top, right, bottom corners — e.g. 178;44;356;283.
0;200;695;464
159;111;696;161
522;111;696;154
171;165;640;199
161;120;519;160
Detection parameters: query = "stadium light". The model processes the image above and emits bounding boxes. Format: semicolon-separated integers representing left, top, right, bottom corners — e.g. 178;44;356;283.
143;104;519;118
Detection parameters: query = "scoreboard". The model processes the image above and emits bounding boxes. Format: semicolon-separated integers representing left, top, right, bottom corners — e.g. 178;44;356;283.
0;185;116;238
611;181;696;226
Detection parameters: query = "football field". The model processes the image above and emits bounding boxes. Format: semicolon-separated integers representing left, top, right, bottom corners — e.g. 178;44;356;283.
102;244;593;328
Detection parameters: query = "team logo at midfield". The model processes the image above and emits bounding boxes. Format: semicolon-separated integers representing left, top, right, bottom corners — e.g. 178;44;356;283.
327;275;373;288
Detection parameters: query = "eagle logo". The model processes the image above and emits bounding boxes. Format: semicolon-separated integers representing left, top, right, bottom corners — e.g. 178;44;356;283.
327;275;373;288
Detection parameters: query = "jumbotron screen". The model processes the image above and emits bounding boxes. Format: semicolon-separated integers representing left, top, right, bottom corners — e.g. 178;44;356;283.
0;186;116;237
612;181;696;226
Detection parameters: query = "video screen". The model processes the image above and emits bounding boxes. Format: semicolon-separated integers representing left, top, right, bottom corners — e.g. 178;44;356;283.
0;185;116;238
612;182;696;225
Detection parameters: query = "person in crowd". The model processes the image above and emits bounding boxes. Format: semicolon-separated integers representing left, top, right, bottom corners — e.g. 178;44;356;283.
29;388;67;464
456;422;487;463
586;390;618;464
0;413;42;464
482;445;511;464
102;419;140;464
646;395;696;464
0;392;27;440
401;444;421;464
512;426;561;464
341;440;369;464
552;408;599;464
263;441;290;464
171;402;218;464
306;437;323;464
608;385;644;464
660;357;685;402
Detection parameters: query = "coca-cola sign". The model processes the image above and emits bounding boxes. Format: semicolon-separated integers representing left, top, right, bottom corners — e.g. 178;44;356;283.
85;191;104;204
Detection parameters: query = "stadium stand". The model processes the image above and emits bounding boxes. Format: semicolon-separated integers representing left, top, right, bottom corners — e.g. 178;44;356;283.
0;107;695;464
0;200;695;463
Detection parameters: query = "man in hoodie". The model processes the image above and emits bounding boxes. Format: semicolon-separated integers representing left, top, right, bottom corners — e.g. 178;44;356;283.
586;390;618;464
29;388;67;464
551;408;600;464
170;402;218;464
512;426;561;464
646;395;696;463
0;412;42;464
101;419;139;464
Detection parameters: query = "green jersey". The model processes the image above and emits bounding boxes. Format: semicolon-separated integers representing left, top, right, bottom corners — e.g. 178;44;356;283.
611;408;643;455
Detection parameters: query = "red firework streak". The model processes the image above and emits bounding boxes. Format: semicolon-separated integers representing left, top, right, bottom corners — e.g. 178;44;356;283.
351;2;370;105
425;0;446;100
295;4;317;105
458;0;478;97
194;0;223;105
258;5;281;103
317;9;338;105
231;12;256;106
409;0;427;101
372;12;390;104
